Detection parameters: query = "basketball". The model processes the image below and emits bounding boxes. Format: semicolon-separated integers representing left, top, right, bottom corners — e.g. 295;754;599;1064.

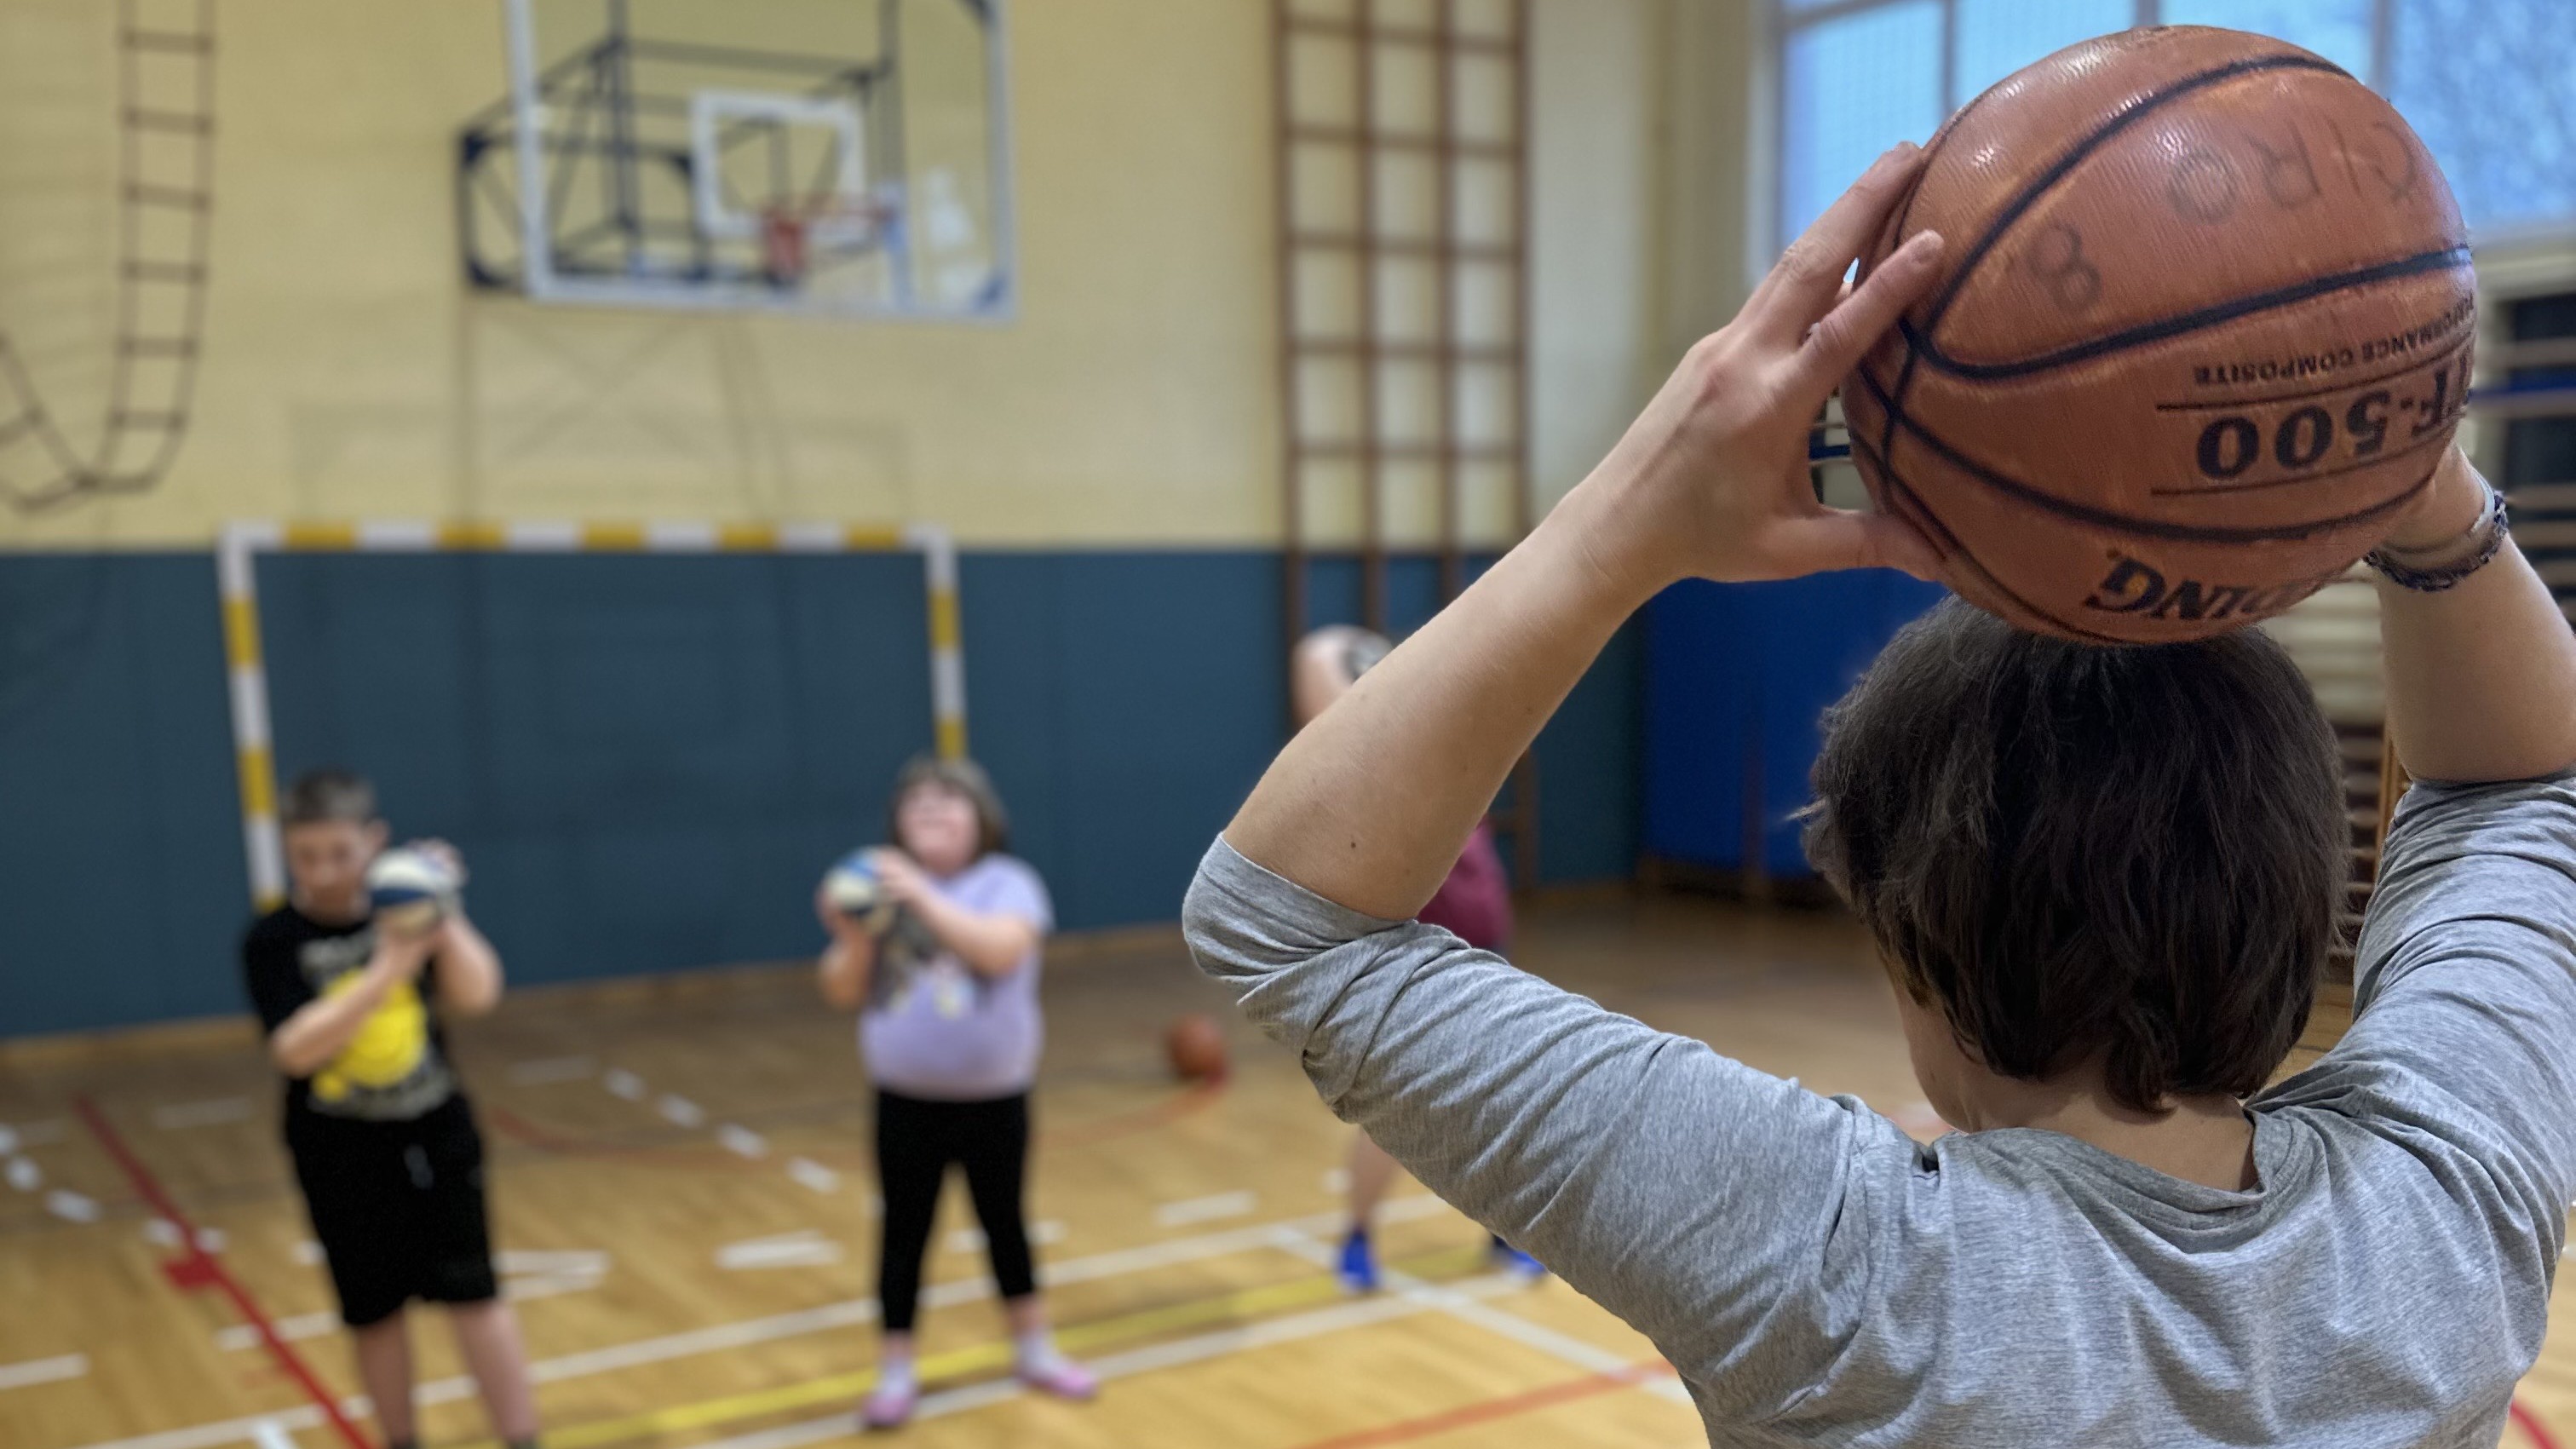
1165;1013;1228;1084
1840;26;2473;643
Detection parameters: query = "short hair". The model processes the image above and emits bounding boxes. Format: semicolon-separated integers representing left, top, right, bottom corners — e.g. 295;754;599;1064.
280;769;378;827
888;754;1009;858
1802;599;2345;1113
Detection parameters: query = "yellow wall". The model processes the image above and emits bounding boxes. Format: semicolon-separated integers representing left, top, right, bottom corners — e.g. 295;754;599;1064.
0;0;1738;549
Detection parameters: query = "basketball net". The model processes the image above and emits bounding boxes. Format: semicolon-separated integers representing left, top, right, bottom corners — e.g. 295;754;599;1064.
760;207;810;289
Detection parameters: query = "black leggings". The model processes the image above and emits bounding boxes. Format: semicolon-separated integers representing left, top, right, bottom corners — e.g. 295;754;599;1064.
873;1089;1036;1333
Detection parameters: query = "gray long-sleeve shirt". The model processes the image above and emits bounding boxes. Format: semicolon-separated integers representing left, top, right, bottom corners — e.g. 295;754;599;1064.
1182;774;2576;1446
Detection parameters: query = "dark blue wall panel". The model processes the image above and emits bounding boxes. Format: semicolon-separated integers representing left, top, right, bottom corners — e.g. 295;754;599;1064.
0;555;244;1035
0;547;1641;1035
1643;572;1945;877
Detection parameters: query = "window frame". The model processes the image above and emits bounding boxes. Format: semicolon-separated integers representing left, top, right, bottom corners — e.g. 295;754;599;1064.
1762;0;2419;260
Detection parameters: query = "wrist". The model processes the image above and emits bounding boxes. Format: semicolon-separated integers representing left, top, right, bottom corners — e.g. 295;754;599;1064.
2380;449;2487;555
1542;477;1682;612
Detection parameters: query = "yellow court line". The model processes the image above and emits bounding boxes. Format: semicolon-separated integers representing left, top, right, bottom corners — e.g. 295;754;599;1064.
452;1244;1492;1449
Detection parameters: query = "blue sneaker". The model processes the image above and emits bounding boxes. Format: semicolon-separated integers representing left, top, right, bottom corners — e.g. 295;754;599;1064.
1337;1227;1380;1293
1489;1234;1547;1282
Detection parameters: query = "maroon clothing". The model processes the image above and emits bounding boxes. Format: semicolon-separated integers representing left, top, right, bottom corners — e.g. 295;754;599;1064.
1417;821;1513;951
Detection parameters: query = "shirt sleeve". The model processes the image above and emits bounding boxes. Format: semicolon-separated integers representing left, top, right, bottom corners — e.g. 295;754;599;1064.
1182;837;1873;1421
2299;771;2576;1234
986;857;1055;935
240;923;312;1038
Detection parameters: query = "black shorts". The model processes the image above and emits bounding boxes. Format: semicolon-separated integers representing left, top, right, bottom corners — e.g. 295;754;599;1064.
285;1095;499;1328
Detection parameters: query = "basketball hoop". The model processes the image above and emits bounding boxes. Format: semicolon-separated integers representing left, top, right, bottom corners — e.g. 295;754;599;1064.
760;207;809;289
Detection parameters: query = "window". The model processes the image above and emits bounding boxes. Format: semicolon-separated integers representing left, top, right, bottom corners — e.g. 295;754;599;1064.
1773;0;2576;251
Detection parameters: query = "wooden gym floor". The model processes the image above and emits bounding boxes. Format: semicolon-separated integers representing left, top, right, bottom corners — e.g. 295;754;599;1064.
0;895;2567;1449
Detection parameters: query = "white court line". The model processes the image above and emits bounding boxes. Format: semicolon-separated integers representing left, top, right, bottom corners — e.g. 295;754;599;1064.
658;1095;706;1128
289;1239;324;1266
601;1068;647;1101
0;1354;89;1391
1270;1225;1695;1406
494;1249;610;1277
1153;1189;1257;1227
245;1423;296;1449
785;1157;840;1194
687;1271;1549;1449
214;1312;337;1353
7;1157;41;1191
46;1190;99;1223
716;1124;768;1159
150;1098;254;1131
58;1193;1464;1449
506;1056;595;1085
716;1232;844;1271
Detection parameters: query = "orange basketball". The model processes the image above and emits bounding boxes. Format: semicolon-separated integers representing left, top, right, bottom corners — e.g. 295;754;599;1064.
1166;1013;1228;1084
1841;27;2471;643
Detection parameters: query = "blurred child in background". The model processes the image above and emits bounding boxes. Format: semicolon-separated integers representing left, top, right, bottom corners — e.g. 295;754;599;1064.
817;755;1095;1429
240;770;538;1449
1290;628;1546;1292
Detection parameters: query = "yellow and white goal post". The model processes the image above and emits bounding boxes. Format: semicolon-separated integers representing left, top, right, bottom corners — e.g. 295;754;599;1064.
217;518;966;911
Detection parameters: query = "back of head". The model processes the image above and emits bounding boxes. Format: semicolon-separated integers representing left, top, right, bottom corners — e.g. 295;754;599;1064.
281;768;377;827
1803;598;2344;1112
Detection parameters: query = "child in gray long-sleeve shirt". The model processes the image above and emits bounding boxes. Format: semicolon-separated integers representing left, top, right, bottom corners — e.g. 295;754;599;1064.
1187;138;2576;1447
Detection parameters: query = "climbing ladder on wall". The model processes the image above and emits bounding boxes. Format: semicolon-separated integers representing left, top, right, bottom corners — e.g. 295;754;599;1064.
1272;0;1541;883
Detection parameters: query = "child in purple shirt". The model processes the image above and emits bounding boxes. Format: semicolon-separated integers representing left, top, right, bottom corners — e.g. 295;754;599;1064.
816;755;1095;1428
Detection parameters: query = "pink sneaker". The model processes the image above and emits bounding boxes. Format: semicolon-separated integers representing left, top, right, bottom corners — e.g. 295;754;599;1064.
860;1383;917;1430
1017;1354;1098;1402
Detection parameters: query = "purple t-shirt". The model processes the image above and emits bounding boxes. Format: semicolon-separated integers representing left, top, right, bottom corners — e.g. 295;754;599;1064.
859;854;1053;1101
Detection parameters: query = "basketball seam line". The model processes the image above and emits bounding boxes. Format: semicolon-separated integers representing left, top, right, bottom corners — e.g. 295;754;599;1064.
1902;247;2474;381
1918;52;2347;337
1846;431;2134;645
1848;364;2438;543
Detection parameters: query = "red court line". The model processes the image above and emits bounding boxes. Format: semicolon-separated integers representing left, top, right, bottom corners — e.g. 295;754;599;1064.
2516;1398;2566;1449
72;1097;375;1449
1284;1360;1678;1449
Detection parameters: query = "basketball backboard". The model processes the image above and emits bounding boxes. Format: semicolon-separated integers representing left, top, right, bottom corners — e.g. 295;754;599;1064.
457;0;1013;320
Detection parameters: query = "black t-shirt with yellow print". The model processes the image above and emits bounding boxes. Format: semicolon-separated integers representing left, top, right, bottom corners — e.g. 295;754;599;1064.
241;905;462;1130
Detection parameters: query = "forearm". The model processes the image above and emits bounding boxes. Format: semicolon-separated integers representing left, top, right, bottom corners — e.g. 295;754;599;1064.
819;934;876;1009
1225;486;1654;917
2380;451;2576;785
434;918;505;1016
270;970;394;1075
906;894;1038;975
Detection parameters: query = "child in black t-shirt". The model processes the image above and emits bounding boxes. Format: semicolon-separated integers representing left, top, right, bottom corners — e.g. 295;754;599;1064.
241;770;538;1449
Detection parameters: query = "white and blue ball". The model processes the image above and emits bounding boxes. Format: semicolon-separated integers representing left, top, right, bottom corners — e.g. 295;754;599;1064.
366;848;460;934
823;851;896;933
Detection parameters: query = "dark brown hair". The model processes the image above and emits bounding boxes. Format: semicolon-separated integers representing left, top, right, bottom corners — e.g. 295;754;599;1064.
888;754;1009;859
280;768;378;827
1802;599;2344;1113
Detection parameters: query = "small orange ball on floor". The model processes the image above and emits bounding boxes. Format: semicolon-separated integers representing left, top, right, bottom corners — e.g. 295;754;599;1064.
1166;1013;1228;1083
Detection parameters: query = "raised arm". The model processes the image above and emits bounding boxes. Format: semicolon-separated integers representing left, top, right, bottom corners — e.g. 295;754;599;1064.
430;914;505;1018
1188;146;1949;1417
1222;144;1944;914
2378;446;2576;785
267;930;434;1077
